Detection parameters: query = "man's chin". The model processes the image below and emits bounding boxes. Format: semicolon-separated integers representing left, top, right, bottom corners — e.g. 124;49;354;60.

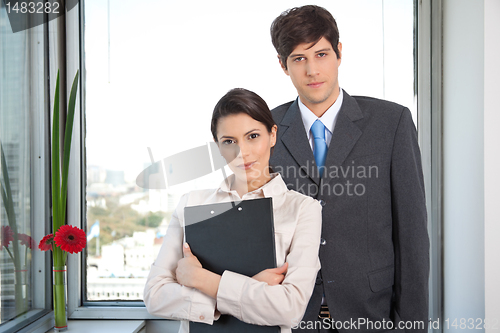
303;95;330;106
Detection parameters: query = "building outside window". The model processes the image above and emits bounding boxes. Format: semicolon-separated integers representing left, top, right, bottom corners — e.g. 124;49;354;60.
83;0;415;303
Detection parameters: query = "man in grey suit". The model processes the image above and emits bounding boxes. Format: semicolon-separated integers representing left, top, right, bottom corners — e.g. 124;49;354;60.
269;5;429;333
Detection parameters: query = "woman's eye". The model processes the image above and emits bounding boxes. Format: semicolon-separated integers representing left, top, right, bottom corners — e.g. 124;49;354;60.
249;133;259;139
222;139;234;145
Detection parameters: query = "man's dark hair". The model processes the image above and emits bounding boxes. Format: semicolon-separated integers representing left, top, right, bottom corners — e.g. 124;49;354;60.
211;88;275;142
270;5;340;69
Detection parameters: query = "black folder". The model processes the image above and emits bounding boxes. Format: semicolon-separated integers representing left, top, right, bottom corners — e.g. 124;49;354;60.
184;197;280;333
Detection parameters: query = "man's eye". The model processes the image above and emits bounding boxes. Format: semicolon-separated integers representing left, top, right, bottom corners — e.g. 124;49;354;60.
294;57;305;62
318;53;327;58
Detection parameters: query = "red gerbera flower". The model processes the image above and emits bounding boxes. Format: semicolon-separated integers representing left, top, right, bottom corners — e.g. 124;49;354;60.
54;225;86;254
1;226;14;249
18;233;35;249
38;234;54;251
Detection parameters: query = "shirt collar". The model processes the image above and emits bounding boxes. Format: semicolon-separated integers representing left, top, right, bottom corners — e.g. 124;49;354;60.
298;87;344;134
217;172;287;198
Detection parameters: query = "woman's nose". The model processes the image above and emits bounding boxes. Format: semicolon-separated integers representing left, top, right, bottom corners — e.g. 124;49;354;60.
237;142;250;157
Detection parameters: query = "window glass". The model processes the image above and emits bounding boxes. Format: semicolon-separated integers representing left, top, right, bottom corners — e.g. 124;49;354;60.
84;0;414;302
0;2;34;324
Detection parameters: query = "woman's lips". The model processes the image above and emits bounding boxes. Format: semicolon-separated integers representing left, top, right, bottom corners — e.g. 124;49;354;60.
238;162;256;170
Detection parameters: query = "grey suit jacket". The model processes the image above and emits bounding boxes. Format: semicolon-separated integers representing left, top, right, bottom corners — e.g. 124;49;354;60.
270;90;429;332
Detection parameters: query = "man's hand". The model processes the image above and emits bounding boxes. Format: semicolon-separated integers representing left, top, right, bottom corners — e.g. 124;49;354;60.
252;262;289;285
176;243;203;288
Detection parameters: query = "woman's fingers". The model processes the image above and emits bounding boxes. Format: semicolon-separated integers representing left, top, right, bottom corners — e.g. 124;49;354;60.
275;274;285;285
266;262;288;275
252;262;289;285
183;242;193;257
274;262;288;275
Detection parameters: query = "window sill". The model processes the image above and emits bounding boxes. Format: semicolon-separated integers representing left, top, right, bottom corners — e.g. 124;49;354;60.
2;310;51;333
45;320;145;333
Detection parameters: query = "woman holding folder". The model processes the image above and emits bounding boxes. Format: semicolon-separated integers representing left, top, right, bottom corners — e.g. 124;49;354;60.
144;88;322;332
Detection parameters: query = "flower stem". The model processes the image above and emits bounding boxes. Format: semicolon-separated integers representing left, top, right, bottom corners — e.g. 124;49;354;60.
5;246;15;262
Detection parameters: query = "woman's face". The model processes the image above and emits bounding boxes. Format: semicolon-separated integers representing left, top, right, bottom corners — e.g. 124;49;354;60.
216;113;277;189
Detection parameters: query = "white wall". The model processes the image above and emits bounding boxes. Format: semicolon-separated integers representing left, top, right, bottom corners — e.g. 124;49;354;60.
443;0;485;329
484;0;500;329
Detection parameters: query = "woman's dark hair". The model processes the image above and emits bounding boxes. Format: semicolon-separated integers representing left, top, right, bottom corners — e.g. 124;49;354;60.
211;88;276;142
270;5;340;70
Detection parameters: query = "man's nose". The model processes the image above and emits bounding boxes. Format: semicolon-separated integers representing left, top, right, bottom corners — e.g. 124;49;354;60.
306;60;319;76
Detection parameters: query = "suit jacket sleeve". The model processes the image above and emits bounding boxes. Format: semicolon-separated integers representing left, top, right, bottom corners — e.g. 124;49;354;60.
390;108;430;331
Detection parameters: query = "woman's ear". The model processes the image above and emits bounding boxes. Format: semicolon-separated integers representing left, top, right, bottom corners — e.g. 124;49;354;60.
270;125;278;147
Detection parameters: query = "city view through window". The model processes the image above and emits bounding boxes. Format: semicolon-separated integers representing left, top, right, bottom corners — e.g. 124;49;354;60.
84;0;414;302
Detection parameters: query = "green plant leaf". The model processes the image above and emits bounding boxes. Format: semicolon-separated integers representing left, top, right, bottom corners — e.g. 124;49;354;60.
52;71;61;233
1;142;18;231
60;70;79;224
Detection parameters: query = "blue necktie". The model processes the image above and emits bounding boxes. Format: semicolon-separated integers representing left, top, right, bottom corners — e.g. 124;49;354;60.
311;120;327;177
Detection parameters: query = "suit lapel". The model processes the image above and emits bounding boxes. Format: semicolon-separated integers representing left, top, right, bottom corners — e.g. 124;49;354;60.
322;91;364;185
279;100;321;185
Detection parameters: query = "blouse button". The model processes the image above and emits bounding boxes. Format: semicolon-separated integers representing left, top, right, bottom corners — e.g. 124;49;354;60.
199;315;205;320
320;238;327;245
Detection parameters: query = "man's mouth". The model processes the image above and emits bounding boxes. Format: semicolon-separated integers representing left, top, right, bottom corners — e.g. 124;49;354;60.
307;82;324;89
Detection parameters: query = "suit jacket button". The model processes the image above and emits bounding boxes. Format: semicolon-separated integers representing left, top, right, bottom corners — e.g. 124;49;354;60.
320;238;326;245
318;200;326;206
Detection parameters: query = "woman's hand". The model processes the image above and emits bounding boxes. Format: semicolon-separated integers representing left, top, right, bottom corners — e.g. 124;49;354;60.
176;243;203;288
176;243;221;299
252;262;288;285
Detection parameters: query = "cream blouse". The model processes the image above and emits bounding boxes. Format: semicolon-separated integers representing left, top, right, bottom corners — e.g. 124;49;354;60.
143;173;322;332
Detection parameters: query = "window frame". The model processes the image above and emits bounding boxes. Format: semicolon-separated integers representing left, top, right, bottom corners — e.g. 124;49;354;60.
0;10;52;333
64;0;156;320
416;0;443;331
66;0;445;327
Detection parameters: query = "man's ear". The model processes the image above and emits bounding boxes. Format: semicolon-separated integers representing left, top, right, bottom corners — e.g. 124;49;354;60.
278;55;289;75
337;42;343;64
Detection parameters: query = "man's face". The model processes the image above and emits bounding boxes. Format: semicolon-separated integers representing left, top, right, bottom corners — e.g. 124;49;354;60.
281;37;342;116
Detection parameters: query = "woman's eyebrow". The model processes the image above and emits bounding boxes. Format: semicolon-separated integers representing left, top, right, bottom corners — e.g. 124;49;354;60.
244;129;260;136
220;129;261;140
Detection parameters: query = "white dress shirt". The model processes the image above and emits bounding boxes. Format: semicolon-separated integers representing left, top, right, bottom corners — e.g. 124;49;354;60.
143;173;322;333
298;87;344;150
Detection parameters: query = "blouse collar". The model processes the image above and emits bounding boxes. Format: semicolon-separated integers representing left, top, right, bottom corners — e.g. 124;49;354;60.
217;172;288;199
